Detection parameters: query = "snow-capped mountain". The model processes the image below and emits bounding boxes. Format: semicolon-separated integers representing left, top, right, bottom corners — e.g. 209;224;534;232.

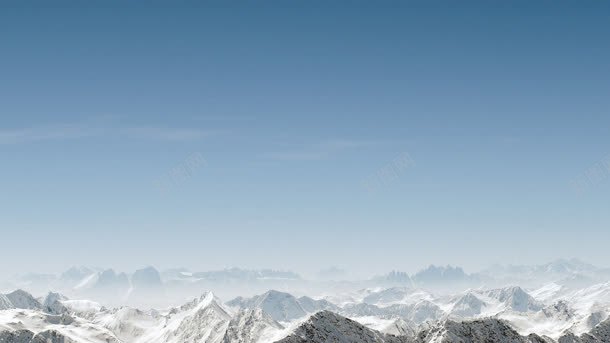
96;291;232;343
485;286;544;313
150;292;231;343
41;291;69;314
3;289;42;310
448;292;487;317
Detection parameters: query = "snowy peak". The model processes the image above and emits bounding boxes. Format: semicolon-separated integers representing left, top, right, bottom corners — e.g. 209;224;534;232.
1;290;70;314
4;289;42;310
170;296;231;343
252;290;306;322
228;290;341;323
176;291;222;312
109;291;232;343
41;291;69;314
486;286;543;312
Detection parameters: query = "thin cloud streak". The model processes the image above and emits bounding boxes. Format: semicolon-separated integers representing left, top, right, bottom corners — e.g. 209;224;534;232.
121;127;214;141
0;125;217;144
262;139;389;161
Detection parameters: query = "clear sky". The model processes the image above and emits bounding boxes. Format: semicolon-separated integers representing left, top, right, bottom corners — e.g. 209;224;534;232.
1;1;610;277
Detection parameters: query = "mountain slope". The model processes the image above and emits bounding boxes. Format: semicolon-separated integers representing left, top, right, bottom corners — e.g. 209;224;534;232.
227;290;307;322
130;291;232;343
274;310;409;343
558;318;610;342
131;266;163;289
0;294;13;310
449;292;487;317
222;308;284;343
415;318;548;343
485;286;543;312
0;308;120;342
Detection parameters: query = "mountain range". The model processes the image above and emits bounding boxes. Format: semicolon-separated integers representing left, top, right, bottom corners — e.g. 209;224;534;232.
2;259;610;342
1;278;610;342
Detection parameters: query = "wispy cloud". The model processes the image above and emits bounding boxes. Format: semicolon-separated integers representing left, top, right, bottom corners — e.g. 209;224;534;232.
0;125;216;144
0;126;95;144
121;127;214;141
262;151;331;161
262;139;386;161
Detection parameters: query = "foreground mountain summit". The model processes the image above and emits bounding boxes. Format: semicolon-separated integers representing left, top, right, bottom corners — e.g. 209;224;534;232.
275;311;408;343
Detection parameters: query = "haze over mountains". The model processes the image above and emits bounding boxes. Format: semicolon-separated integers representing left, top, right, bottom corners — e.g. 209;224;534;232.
4;259;608;308
1;259;610;342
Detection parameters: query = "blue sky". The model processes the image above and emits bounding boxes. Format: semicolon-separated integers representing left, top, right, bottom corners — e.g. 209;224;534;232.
1;1;610;276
